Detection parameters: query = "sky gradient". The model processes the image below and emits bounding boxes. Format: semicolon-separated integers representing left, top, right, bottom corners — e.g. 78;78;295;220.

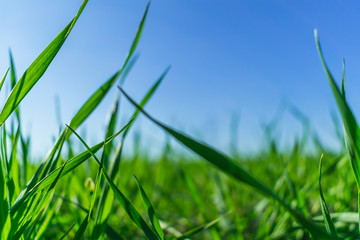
1;1;360;157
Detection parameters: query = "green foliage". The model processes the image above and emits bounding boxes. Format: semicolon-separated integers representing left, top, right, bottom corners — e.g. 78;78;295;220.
1;1;360;239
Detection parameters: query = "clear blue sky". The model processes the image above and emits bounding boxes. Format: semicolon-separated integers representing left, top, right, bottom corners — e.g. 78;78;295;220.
1;1;360;157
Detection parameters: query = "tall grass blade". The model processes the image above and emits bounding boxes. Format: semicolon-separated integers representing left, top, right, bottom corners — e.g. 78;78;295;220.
0;0;89;126
314;30;360;185
134;175;165;240
315;29;360;230
120;87;332;239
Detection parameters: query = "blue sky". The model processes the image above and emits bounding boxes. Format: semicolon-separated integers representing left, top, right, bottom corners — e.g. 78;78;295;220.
1;1;360;157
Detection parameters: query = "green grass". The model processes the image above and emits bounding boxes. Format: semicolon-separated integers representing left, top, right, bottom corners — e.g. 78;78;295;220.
1;1;360;239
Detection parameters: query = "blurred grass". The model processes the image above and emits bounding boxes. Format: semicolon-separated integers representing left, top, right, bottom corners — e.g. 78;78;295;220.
1;1;360;239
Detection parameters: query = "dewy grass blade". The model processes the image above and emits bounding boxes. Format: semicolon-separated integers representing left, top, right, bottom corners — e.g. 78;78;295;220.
0;0;89;126
319;154;337;237
134;175;165;240
119;87;333;239
66;125;161;240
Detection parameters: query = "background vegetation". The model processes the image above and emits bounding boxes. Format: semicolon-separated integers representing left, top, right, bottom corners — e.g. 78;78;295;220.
1;1;359;239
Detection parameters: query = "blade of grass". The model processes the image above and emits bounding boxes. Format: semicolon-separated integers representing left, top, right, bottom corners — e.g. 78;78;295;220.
119;87;333;239
315;29;360;230
0;0;89;126
123;3;150;67
314;30;360;185
134;175;165;240
319;154;337;237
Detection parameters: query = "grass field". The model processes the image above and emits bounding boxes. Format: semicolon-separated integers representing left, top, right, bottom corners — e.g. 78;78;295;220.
1;1;360;239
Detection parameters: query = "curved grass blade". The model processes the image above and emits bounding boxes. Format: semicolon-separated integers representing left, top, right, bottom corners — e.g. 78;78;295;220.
315;30;360;230
119;87;333;239
0;0;89;126
319;154;337;237
134;175;165;240
67;125;161;240
314;30;360;185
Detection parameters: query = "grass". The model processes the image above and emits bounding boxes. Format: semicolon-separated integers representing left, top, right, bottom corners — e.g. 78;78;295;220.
1;1;360;239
